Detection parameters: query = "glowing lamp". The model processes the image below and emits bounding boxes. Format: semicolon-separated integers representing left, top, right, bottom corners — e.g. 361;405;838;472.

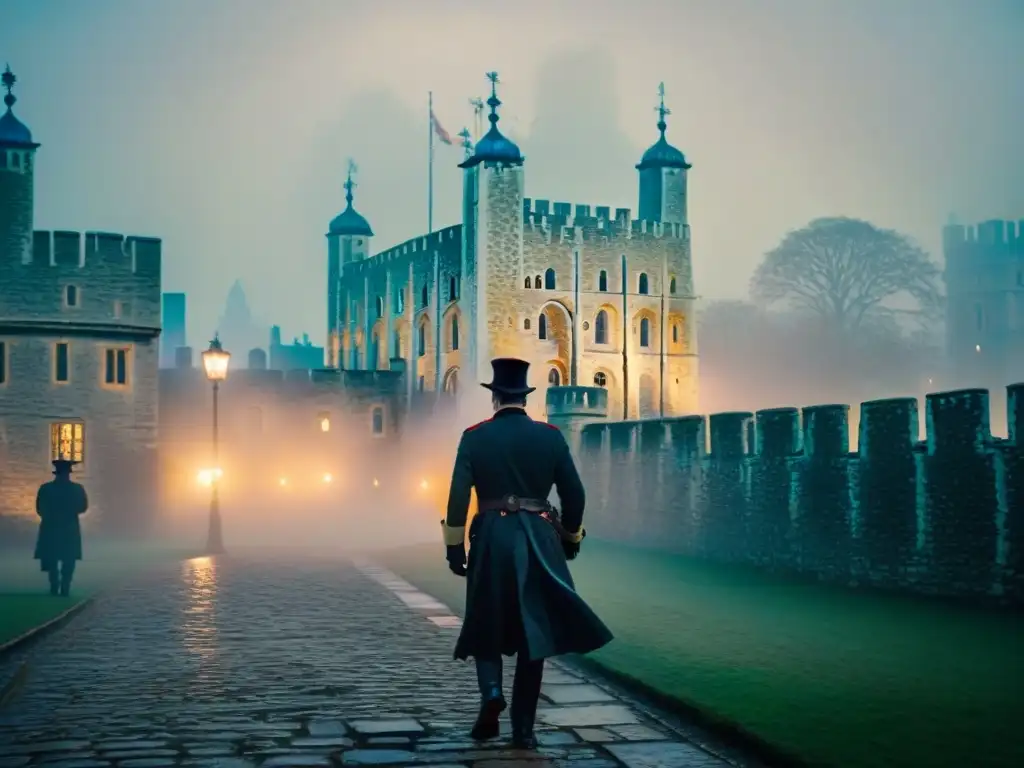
320;418;330;432
975;344;981;353
279;477;288;487
323;473;333;483
372;478;380;488
420;479;429;491
202;335;231;382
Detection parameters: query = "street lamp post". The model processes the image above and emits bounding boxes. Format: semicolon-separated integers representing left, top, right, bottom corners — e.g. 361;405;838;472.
202;334;231;555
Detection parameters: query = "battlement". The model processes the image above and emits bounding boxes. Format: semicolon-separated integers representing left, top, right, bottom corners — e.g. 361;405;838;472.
22;230;163;275
349;224;463;275
521;198;688;243
943;219;1024;255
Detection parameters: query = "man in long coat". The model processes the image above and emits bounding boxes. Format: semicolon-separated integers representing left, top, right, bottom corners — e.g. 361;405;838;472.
441;357;613;749
34;459;89;596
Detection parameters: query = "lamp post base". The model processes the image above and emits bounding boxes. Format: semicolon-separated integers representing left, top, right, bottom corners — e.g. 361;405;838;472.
205;496;225;556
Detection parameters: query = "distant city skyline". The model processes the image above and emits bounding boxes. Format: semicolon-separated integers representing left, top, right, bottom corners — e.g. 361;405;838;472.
3;0;1021;347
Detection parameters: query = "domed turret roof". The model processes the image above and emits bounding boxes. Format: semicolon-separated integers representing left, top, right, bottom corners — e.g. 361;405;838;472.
328;164;374;237
0;65;38;149
459;73;523;169
636;83;689;171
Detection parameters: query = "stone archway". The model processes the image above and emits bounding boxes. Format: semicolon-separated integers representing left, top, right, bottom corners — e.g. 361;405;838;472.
537;300;573;379
443;366;460;395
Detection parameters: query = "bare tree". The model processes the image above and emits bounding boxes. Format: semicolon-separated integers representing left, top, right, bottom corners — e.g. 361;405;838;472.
750;218;942;333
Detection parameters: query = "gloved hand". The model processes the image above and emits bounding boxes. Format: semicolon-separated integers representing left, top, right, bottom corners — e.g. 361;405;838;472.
562;528;586;561
446;543;467;577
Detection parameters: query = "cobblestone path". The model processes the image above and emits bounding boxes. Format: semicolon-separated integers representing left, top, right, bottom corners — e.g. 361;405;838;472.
0;556;753;768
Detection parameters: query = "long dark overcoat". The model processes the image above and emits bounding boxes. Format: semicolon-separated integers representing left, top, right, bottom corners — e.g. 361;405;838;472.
444;407;613;661
34;478;89;570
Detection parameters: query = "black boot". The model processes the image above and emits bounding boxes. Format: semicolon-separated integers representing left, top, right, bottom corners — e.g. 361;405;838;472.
470;658;506;741
510;656;544;750
48;570;59;596
59;561;73;597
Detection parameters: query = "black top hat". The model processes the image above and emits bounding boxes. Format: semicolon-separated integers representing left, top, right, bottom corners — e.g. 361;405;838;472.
480;357;536;396
52;459;76;474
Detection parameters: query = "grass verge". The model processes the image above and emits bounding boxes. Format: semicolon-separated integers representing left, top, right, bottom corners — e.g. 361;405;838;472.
378;540;1024;768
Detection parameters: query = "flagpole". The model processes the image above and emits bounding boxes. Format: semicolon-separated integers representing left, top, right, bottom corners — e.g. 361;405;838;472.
428;91;434;234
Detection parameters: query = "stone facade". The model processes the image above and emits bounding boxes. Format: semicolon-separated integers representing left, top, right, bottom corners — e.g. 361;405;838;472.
944;219;1024;386
330;80;699;422
0;71;162;538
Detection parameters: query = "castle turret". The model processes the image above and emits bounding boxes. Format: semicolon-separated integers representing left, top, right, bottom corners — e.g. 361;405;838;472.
546;386;609;455
0;64;40;266
459;72;525;387
636;83;690;226
326;160;373;367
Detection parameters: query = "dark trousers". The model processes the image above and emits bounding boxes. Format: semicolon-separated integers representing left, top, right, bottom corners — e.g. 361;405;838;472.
47;560;76;595
475;654;545;731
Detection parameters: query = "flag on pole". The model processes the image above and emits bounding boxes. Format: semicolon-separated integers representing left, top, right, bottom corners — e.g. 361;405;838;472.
431;109;454;145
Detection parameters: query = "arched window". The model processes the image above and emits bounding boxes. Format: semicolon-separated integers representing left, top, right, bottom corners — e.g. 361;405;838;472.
672;324;679;343
538;314;548;340
640;317;650;347
534;275;541;289
451;315;460;351
593;372;607;387
595;310;608;345
669;276;677;294
371;406;385;435
448;275;457;301
417;323;426;356
524;277;531;289
397;288;405;314
548;368;561;386
544;268;556;290
638;273;649;295
524;318;531;330
375;296;384;318
421;284;428;308
598;270;608;292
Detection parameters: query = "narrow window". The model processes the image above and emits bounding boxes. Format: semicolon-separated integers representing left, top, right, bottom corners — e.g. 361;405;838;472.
524;277;531;289
418;376;425;392
595;310;608;344
638;273;649;295
65;285;79;307
524;318;531;330
544;268;556;290
548;368;561;386
55;342;70;383
375;296;384;318
598;270;608;292
451;315;460;351
448;275;457;301
538;314;548;340
371;407;384;435
0;341;6;384
417;323;426;356
640;318;650;347
533;275;541;289
421;284;428;308
669;276;677;294
105;348;129;385
397;288;405;314
672;324;679;343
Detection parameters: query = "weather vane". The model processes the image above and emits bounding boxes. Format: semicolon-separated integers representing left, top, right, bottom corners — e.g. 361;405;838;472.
344;159;357;204
457;127;473;156
656;82;671;126
2;64;16;108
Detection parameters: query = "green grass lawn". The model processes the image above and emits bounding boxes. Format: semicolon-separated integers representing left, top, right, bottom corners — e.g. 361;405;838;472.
0;541;198;647
378;540;1024;768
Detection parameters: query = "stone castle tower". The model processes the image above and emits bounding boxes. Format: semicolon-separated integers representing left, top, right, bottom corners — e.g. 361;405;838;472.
636;82;691;227
326;161;374;368
0;65;163;534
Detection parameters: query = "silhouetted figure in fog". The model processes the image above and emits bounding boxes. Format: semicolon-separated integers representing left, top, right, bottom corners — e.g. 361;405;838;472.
442;358;613;750
34;459;89;596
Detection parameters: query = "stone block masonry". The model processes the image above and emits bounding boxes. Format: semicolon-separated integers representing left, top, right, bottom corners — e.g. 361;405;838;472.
573;383;1024;607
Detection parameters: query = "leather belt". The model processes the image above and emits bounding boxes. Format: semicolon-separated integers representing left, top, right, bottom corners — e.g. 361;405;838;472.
478;495;584;544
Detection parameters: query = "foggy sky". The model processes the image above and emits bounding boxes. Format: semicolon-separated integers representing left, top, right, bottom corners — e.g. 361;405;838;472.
2;0;1021;349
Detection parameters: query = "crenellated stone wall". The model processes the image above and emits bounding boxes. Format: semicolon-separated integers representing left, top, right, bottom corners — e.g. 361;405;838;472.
568;383;1024;606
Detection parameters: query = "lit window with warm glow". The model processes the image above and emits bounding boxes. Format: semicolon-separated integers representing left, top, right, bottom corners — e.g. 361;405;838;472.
318;411;331;432
50;422;85;465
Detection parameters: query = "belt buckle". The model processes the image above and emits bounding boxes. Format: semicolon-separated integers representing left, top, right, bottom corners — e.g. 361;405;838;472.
504;494;521;513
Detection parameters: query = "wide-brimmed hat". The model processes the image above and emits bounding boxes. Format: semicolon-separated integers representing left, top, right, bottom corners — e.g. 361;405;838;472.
480;357;536;396
52;459;77;474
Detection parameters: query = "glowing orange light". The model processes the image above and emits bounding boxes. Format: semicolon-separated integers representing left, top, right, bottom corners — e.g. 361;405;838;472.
323;473;333;483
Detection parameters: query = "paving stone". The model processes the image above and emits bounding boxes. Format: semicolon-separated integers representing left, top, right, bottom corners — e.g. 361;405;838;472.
340;750;417;765
537;704;639;728
365;736;410;745
608;723;669;741
262;756;333;767
572;728;619;743
306;719;347;736
33;760;110;768
349;718;425;735
541;684;615;704
0;759;30;768
605;741;731;767
290;736;354;748
536;730;579;745
118;760;178;768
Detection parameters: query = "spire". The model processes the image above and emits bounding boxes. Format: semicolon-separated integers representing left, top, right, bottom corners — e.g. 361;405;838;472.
656;81;670;137
344;158;357;208
2;64;16;110
485;72;501;129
